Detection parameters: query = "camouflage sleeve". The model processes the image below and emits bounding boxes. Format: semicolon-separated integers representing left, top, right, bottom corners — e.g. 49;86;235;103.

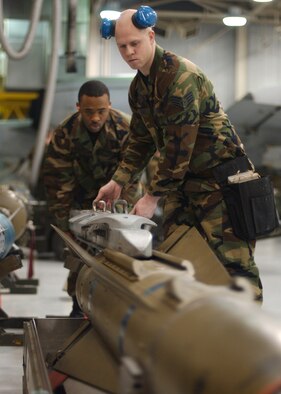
147;71;209;196
112;111;157;186
43;126;75;231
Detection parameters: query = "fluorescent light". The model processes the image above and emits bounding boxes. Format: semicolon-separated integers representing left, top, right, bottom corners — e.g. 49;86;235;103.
223;16;247;26
253;0;273;2
100;10;121;20
223;7;247;26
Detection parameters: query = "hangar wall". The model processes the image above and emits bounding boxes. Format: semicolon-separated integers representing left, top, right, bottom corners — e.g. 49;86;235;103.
106;23;281;110
1;2;281;128
49;21;281;119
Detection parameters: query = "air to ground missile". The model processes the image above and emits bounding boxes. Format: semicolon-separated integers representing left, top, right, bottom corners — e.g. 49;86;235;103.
0;185;28;259
49;208;281;394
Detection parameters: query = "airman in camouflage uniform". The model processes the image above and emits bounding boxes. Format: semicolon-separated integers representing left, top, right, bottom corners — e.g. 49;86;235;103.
96;9;263;301
43;80;143;316
43;80;142;232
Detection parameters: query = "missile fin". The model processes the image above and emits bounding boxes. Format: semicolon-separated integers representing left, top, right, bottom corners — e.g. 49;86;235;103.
53;321;119;393
51;225;98;268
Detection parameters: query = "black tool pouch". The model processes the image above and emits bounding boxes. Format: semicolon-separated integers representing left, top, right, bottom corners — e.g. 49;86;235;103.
213;157;279;241
222;177;279;240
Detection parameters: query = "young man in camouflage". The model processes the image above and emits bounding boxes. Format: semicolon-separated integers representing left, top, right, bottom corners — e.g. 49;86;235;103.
44;80;141;232
43;80;142;315
96;9;263;301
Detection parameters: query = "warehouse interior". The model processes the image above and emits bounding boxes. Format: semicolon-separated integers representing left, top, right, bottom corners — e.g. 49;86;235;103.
1;1;281;393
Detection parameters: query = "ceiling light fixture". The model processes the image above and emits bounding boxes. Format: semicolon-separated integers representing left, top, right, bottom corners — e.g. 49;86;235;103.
100;10;120;20
100;1;120;20
223;7;247;27
252;0;273;2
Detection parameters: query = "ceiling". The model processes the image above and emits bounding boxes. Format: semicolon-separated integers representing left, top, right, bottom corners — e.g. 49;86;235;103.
2;1;281;36
101;0;281;27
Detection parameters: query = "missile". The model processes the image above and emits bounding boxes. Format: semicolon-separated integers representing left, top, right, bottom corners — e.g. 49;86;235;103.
51;219;281;394
0;185;28;259
0;212;15;259
0;185;28;241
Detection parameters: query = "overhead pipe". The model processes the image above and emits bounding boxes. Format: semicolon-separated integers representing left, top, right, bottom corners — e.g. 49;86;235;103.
0;0;43;59
30;0;61;190
0;0;62;192
65;0;77;73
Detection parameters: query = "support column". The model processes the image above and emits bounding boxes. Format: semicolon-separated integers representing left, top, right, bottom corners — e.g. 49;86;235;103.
86;2;102;77
234;26;248;101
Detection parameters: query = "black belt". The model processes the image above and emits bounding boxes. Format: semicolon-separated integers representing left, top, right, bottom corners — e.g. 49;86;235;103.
213;156;253;186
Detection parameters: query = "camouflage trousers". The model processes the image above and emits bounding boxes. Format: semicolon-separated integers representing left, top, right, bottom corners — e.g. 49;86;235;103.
162;189;263;302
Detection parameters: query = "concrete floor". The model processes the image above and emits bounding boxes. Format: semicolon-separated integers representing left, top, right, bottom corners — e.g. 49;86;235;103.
0;235;281;394
0;256;70;394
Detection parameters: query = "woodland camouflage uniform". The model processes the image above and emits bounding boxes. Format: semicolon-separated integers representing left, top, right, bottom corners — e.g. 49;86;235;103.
112;45;263;300
43;108;142;232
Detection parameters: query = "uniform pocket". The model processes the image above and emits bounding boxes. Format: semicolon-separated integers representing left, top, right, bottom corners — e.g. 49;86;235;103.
222;176;279;240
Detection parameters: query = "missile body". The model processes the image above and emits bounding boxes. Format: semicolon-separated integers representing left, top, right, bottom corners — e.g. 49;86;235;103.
0;212;15;259
55;223;281;394
0;185;28;241
77;260;281;394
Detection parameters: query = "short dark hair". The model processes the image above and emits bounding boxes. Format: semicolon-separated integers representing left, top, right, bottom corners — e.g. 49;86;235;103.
78;80;110;102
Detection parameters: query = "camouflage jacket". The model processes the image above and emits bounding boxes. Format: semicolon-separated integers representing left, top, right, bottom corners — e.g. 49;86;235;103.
112;45;247;196
43;108;142;231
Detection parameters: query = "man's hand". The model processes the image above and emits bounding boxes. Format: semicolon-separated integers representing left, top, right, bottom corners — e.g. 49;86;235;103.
130;193;160;219
94;180;122;205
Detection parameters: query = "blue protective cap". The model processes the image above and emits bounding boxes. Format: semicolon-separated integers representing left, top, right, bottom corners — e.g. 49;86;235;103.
100;18;115;39
133;5;157;28
100;6;157;39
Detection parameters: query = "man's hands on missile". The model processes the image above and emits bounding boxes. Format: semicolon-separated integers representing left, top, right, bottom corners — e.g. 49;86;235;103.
95;181;160;218
130;193;160;219
94;180;122;206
